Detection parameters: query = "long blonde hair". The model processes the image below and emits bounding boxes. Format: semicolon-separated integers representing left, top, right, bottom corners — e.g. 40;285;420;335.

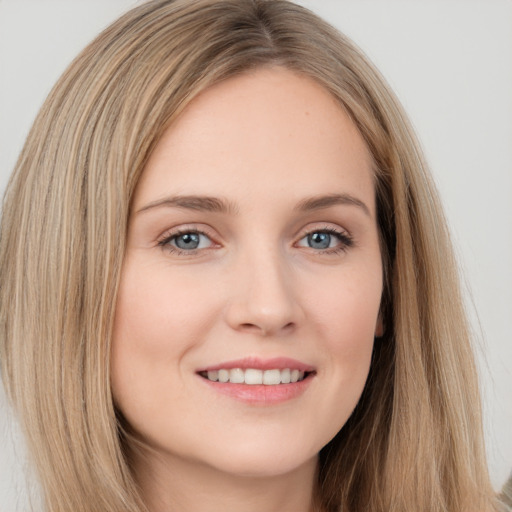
0;1;500;511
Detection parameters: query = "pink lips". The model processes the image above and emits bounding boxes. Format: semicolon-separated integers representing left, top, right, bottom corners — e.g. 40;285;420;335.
197;356;315;373
197;357;316;405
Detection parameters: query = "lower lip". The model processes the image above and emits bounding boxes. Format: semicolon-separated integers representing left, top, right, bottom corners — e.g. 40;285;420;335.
199;375;314;405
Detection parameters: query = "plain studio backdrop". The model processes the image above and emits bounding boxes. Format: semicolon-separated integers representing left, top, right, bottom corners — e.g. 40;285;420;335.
0;0;511;510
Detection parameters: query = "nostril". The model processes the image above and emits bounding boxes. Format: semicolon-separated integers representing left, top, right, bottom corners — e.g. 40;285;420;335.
241;323;258;330
239;323;269;335
238;321;296;336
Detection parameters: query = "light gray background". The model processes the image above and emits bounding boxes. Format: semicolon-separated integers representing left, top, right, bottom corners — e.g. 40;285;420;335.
1;0;511;510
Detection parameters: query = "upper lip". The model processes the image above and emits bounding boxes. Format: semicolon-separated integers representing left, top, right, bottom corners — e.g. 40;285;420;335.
197;357;315;373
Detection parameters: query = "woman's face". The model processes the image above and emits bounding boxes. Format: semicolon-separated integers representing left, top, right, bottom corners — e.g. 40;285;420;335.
111;67;383;479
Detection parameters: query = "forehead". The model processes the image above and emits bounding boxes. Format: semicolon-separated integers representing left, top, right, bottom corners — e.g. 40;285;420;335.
134;67;375;213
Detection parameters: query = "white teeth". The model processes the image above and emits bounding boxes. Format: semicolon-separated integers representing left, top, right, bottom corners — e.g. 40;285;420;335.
218;369;229;383
281;368;291;384
263;369;281;385
203;368;309;385
229;368;244;384
244;369;263;385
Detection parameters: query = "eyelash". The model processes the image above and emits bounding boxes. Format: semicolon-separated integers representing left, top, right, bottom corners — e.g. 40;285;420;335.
157;228;216;255
297;227;354;255
157;226;354;255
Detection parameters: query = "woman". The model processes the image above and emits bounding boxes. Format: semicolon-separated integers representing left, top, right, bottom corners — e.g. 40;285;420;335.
0;1;502;511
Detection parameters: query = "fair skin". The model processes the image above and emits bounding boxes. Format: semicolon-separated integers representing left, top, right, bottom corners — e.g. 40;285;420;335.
111;67;383;512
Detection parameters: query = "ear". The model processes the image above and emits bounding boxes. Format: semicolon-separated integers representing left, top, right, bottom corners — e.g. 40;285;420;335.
375;314;384;338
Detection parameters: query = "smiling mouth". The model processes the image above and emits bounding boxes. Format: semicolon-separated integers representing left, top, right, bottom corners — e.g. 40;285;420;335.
199;368;314;385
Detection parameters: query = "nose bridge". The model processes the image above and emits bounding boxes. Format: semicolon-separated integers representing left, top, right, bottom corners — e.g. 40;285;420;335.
225;239;301;335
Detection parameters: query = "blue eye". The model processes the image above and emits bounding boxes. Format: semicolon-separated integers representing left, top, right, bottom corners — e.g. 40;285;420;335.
297;229;353;252
307;232;333;249
160;231;213;252
174;232;201;250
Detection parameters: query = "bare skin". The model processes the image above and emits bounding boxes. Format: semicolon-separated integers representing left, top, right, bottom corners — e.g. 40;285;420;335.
112;67;383;512
133;448;319;512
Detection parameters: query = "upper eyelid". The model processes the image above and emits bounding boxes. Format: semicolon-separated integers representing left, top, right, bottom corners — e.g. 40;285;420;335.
157;229;218;255
297;227;353;243
296;223;355;246
155;221;353;246
295;222;352;238
157;224;217;242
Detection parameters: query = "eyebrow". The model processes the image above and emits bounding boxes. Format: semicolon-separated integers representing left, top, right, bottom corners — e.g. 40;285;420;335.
136;195;239;215
295;193;371;217
136;192;370;217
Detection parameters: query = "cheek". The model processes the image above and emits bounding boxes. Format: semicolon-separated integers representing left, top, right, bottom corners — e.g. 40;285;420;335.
114;258;221;341
309;258;382;345
109;259;220;409
305;262;381;420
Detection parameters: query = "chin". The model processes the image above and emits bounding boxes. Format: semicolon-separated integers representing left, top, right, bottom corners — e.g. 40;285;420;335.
190;434;321;479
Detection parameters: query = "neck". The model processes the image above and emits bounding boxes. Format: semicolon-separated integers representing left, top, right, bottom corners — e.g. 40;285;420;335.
132;448;321;512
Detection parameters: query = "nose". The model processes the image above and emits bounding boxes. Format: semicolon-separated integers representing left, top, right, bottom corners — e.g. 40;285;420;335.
224;248;304;337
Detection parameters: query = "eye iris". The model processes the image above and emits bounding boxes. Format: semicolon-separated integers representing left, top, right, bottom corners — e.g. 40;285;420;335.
175;233;200;250
308;232;331;249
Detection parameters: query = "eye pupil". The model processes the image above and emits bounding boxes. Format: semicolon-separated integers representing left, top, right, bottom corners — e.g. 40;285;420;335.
175;233;200;250
308;232;331;249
